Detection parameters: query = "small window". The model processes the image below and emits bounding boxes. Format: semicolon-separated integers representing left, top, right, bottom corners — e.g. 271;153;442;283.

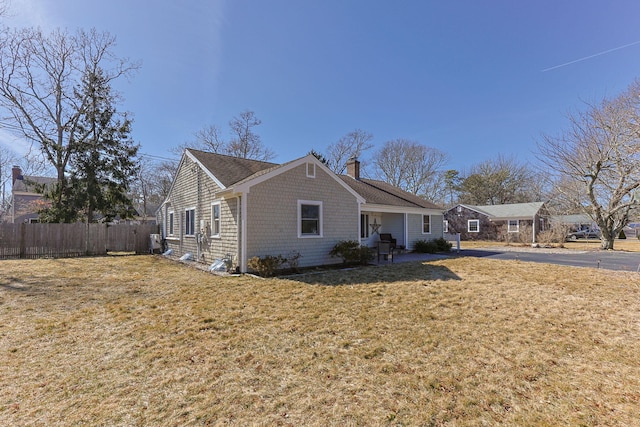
211;202;221;237
422;214;431;234
168;211;175;235
468;219;479;233
185;208;195;236
298;200;322;237
443;220;449;233
306;162;316;178
508;219;519;233
360;214;369;238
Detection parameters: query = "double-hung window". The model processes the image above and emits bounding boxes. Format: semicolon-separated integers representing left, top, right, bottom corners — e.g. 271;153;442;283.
211;202;221;237
168;211;175;236
508;219;519;233
298;200;322;238
468;219;480;233
422;215;431;234
185;208;195;236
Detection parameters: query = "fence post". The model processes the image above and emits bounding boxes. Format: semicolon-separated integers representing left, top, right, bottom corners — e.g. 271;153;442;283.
19;222;26;258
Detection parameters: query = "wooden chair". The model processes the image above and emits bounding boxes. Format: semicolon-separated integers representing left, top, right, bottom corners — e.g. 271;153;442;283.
379;233;397;249
377;241;393;263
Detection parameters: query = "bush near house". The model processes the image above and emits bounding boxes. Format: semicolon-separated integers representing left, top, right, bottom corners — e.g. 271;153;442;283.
413;237;452;253
248;251;303;277
329;240;374;265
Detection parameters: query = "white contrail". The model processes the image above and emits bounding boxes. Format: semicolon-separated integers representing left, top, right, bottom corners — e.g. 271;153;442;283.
542;40;640;72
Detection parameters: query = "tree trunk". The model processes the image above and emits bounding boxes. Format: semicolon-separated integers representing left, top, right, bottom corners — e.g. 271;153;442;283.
600;238;615;250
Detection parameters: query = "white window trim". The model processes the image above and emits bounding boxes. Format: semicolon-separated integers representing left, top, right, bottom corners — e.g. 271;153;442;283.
443;220;449;233
468;219;480;233
168;210;175;236
185;207;196;236
306;162;316;178
298;200;323;238
508;219;520;233
211;202;221;238
422;214;432;234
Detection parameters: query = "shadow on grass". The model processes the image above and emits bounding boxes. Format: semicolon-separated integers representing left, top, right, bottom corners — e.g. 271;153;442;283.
0;277;31;292
283;261;462;286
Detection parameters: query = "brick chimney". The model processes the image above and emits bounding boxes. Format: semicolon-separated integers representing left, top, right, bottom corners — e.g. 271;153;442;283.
12;166;22;185
346;157;360;180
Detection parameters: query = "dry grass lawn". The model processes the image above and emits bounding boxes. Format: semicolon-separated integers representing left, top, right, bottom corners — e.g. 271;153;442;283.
1;255;640;426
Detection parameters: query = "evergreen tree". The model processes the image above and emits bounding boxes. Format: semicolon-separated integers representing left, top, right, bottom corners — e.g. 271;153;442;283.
40;69;139;222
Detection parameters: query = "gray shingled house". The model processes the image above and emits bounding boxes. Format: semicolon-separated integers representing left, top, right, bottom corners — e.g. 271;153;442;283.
444;202;549;243
8;166;56;223
158;149;444;272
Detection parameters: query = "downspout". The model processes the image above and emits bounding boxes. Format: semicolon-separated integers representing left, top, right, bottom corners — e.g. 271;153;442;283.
236;196;241;272
240;193;248;273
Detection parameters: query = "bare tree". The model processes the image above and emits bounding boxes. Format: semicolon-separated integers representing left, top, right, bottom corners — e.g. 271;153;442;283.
130;157;176;222
171;124;226;157
325;129;374;174
175;111;275;161
373;139;448;200
0;27;139;214
0;144;16;220
227;110;274;161
457;155;538;205
537;80;640;250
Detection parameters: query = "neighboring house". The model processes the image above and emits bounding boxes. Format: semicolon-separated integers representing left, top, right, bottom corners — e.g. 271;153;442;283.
444;202;549;243
550;214;597;232
9;166;56;223
158;149;444;272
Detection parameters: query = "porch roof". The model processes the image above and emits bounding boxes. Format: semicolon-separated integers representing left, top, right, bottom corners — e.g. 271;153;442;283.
339;176;443;210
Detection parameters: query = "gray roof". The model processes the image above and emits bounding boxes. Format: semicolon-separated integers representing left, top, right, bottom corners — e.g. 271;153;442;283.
187;149;277;187
454;202;545;219
12;175;57;193
186;149;442;210
339;176;443;210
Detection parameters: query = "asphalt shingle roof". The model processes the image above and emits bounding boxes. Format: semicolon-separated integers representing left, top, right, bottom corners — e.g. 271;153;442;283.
187;148;277;187
187;149;443;210
463;202;545;219
339;176;443;210
12;176;57;193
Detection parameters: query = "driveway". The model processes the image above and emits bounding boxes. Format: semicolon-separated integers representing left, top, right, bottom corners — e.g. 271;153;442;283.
456;247;640;272
391;247;640;272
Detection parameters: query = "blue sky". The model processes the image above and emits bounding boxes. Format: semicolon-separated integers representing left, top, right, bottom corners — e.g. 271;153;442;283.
4;0;640;172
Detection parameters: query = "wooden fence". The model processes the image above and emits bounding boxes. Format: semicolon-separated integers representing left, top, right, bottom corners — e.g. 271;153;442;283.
0;223;159;259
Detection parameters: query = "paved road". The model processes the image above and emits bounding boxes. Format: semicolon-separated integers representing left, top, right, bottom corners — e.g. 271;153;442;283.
459;248;640;272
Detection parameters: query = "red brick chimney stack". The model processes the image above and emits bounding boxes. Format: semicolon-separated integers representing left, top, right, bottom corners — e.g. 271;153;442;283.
12;166;22;185
346;157;360;180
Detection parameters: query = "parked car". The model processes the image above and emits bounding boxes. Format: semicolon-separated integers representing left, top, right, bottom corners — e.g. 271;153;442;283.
566;229;601;241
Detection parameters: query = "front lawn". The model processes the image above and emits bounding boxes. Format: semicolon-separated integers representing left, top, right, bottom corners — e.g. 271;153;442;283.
1;255;639;425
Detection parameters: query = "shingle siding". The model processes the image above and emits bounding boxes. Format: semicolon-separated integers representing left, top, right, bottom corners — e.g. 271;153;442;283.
162;155;240;264
406;213;444;250
245;163;358;268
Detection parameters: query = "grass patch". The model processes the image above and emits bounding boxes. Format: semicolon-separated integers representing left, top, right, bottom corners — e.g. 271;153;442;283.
1;255;639;425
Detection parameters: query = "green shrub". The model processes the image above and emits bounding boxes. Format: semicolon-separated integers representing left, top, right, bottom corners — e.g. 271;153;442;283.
330;240;374;265
247;255;285;277
413;238;452;254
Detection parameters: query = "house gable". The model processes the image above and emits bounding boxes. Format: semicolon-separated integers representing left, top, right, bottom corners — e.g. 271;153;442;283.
243;158;361;268
233;154;365;203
